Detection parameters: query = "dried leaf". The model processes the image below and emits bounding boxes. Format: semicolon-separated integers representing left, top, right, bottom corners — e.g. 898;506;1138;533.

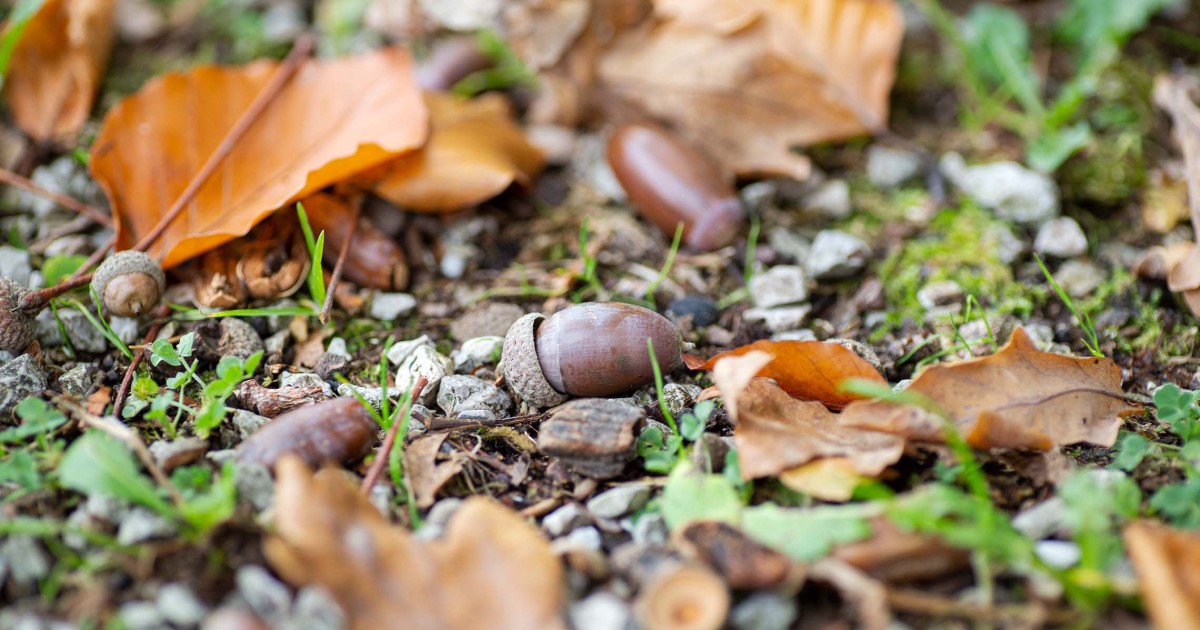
266;457;565;630
5;0;115;144
371;91;545;212
90;47;427;269
728;379;904;480
841;328;1140;450
779;457;867;502
704;339;886;409
1154;73;1200;314
1124;520;1200;630
404;433;464;508
598;0;903;179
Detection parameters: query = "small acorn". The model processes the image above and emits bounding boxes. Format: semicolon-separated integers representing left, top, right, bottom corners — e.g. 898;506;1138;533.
0;277;35;353
500;302;684;408
90;250;165;317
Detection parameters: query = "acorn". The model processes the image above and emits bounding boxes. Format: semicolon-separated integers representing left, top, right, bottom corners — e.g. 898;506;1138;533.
0;277;35;353
500;302;684;408
90;250;165;317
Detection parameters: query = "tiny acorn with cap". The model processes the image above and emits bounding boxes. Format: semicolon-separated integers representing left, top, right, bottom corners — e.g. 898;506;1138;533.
90;250;166;317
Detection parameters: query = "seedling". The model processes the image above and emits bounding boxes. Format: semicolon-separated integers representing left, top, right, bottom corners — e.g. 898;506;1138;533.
451;29;537;97
637;338;715;474
1035;254;1102;357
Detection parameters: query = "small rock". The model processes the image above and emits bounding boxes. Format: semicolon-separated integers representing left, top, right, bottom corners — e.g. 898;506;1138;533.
916;281;964;311
1054;259;1105;297
262;1;305;42
573;133;627;202
1012;497;1065;540
325;337;350;359
0;245;32;286
436;374;512;418
568;591;633;630
940;152;1059;224
117;507;177;545
0;535;49;586
866;144;923;188
113;0;166;41
449;303;526;342
280;371;333;398
264;300;300;334
232;409;270;439
829;338;884;374
119;601;165;630
48;310;108;353
1035;540;1081;569
526;124;576;166
1034;217;1088;258
157;583;208;627
385;336;435;365
543;503;592;537
661;383;701;418
665;295;720;328
416;497;464;539
587;485;653;520
748;265;808;308
314;352;349;381
986;223;1024;265
369;293;417;321
743;305;811;333
739;180;779;213
336;384;391;413
767;228;810;263
109;316;141;345
264;329;290;357
236;461;275;511
770;329;817;342
0;354;46;422
538;399;646;479
219;317;264;361
805;179;851;219
58;364;96;398
148;437;207;472
290;585;345;630
805;230;870;280
236;565;293;627
631;512;669;545
688;433;730;472
730;592;798;630
44;235;92;257
552;526;603;553
438;216;495;279
418;0;501;31
395;346;453;406
451;336;504;373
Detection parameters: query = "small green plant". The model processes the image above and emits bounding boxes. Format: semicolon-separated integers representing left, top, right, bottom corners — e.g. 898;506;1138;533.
0;398;70;493
643;223;685;305
636;338;714;474
1111;384;1200;528
296;202;327;307
451;29;537;97
571;218;605;303
1035;254;1102;357
41;255;87;286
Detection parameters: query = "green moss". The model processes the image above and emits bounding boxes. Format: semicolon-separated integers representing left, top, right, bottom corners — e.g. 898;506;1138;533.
1058;131;1145;207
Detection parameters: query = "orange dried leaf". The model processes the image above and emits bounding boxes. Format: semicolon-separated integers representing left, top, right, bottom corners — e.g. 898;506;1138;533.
703;339;885;409
1124;520;1200;630
90;47;427;269
5;0;115;144
598;0;904;179
371;91;545;212
266;457;565;630
841;328;1140;450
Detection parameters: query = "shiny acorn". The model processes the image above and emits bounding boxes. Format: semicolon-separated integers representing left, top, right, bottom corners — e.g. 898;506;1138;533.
500;302;684;408
90;250;165;317
607;124;745;251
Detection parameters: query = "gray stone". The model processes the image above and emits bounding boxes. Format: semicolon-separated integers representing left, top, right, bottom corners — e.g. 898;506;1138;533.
630;511;669;545
419;0;501;31
568;591;633;630
368;292;417;321
770;329;817;342
830;338;884;374
395;346;453;405
766;228;810;264
44;235;91;257
287;586;345;630
58;364;96;398
1012;497;1065;540
264;330;290;356
437;375;512;417
157;582;208;627
986;223;1024;265
39;309;107;354
749;265;808;308
385;335;435;365
743;305;811;332
416;497;464;539
574;133;627;202
232;409;271;439
119;601;165;630
916;281;964;311
451;336;504;373
148;437;207;471
543;503;591;537
262;1;304;42
739;180;779;213
940;152;1059;224
235;461;275;511
438;217;495;279
1034;217;1088;258
0;535;49;586
280;371;333;398
0;246;32;286
265;300;300;333
805;179;851;218
1035;540;1081;570
449;303;526;342
805;230;869;280
730;592;798;630
325;337;349;359
1054;260;1105;297
109;316;141;345
661;383;701;419
0;354;46;423
237;565;293;627
117;507;177;545
527;124;576;166
587;485;653;520
368;482;393;516
552;526;603;554
866;144;922;188
336;384;392;414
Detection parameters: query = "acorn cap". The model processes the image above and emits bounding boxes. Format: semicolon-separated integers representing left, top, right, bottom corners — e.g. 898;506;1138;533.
90;250;166;317
0;277;35;353
500;313;569;409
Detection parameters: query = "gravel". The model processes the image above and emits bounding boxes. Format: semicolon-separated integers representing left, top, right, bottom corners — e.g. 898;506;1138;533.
748;265;809;308
543;503;592;537
1034;217;1089;258
804;179;852;218
0;245;33;286
436;374;512;418
368;292;417;321
805;229;870;280
587;485;653;520
866;144;923;188
940;152;1059;224
0;354;46;422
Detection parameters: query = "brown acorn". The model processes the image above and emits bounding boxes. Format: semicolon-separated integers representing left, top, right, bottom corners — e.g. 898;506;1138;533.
236;398;377;470
500;302;684;408
90;250;165;317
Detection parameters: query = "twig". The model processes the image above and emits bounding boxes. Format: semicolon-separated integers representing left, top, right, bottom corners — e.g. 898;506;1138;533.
361;377;428;494
886;588;1076;625
0;167;112;227
53;395;185;508
69;235;116;282
19;275;92;313
319;194;363;324
112;304;173;414
28;215;94;253
426;412;545;433
132;34;315;255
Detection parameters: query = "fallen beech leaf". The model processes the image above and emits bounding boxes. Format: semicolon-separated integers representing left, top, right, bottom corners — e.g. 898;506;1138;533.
1124;520;1200;630
598;0;903;179
833;517;970;583
704;339;885;409
5;0;115;144
266;457;566;630
371;91;545;212
90;47;427;269
404;433;465;508
841;328;1140;450
729;379;904;480
711;350;771;422
779;457;867;502
1154;73;1200;315
302;193;409;290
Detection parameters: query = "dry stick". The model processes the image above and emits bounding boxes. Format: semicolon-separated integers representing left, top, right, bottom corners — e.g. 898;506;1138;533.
361;376;428;494
17;235;113;313
112;304;173;414
0;167;112;227
318;194;363;324
53;395;185;508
